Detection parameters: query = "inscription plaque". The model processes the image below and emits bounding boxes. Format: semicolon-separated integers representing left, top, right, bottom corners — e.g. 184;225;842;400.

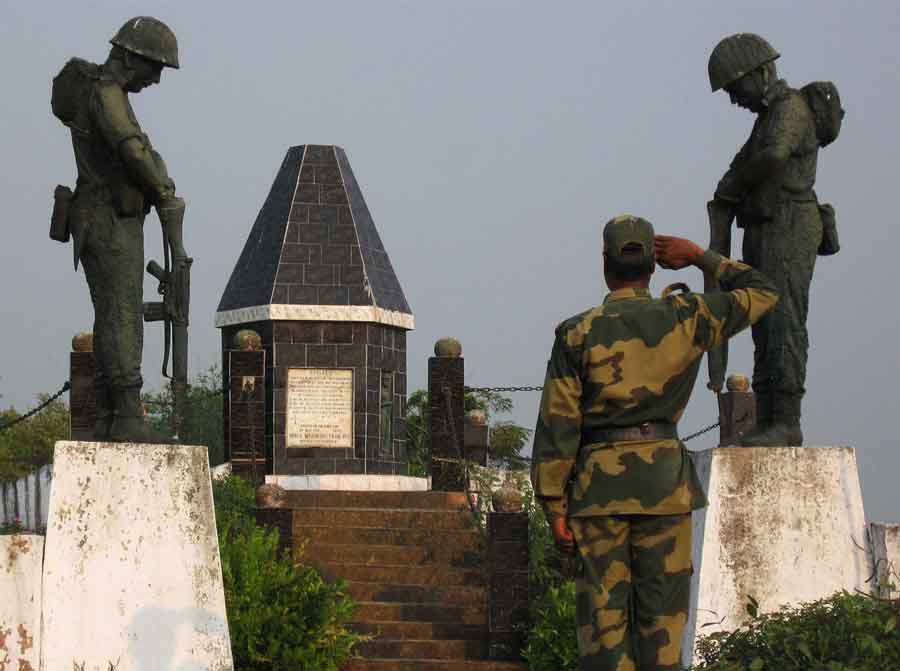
286;368;353;448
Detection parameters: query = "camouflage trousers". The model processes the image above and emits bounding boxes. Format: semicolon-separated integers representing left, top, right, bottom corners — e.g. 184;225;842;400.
568;513;692;671
741;199;822;396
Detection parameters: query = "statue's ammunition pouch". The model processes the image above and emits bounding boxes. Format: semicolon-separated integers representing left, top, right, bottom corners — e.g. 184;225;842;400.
50;185;73;242
817;202;840;256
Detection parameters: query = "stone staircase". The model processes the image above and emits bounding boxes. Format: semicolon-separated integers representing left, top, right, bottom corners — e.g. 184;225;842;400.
281;490;528;671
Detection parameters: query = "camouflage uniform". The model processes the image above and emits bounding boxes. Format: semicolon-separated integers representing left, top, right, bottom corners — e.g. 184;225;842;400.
718;79;821;405
531;219;778;670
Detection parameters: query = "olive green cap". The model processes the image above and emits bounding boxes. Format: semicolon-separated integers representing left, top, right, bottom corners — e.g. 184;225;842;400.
603;214;655;271
110;16;180;69
708;33;779;92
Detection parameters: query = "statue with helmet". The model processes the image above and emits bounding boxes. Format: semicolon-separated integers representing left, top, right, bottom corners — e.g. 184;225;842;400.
50;17;191;443
705;33;844;446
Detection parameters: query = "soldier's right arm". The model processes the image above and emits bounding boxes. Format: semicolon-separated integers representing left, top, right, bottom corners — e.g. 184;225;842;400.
688;250;779;349
91;83;175;203
531;325;583;520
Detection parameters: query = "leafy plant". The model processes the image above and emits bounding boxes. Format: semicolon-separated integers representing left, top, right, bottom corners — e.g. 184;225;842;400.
0;517;24;535
693;591;900;671
522;580;579;671
213;476;367;670
0;395;69;481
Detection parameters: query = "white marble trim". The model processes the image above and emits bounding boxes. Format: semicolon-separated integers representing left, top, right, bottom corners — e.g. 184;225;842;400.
214;304;414;329
266;474;430;491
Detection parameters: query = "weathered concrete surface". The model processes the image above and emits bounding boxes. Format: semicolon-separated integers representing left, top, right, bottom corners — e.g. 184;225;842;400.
41;442;233;671
682;446;869;666
266;473;430;491
870;522;900;598
0;534;42;671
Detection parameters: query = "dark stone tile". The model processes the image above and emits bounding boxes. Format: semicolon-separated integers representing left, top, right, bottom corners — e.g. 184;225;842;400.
287;447;352;459
273;412;286;434
340;265;364;285
329;224;357;245
322;185;349;205
275;343;306;367
295;183;318;204
354;435;367;459
290;322;321;343
288;205;309;224
366;345;384;369
322;245;351;265
349;246;362;266
308;345;337;366
338;206;354;226
309;206;338;226
271;285;289;304
365;413;380;438
302;244;322;266
305;265;335;285
366;324;383;347
299;164;316;183
334;459;366;474
316;165;342;184
323;323;353;344
395;331;406;351
352;323;368;344
366;389;379;409
285;220;301;243
315;286;346;305
273;389;286;413
305;458;338;475
289;285;318;305
366;367;380;391
281;243;309;264
299;223;329;244
275;264;302;284
338;343;365;368
367;460;393;475
348;287;372;305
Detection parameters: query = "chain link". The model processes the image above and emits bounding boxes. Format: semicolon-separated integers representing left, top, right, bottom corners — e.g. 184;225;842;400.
0;381;71;433
465;385;543;393
681;421;721;443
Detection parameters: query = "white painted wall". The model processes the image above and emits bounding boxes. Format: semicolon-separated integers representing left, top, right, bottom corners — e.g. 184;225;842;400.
0;534;43;671
683;446;870;667
41;441;233;671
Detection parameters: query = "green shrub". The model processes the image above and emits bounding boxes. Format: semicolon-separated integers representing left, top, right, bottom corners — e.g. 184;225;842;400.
213;476;367;670
693;591;900;671
522;580;579;671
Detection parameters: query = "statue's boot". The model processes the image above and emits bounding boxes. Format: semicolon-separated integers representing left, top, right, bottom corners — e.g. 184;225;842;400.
738;392;772;446
108;387;172;443
741;392;803;447
93;384;113;441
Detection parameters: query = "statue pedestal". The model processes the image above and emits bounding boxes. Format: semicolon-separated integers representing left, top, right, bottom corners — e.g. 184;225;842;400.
682;446;869;667
0;534;43;671
41;441;233;671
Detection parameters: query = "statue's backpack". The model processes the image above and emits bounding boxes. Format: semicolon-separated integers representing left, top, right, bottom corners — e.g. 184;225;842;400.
801;81;844;256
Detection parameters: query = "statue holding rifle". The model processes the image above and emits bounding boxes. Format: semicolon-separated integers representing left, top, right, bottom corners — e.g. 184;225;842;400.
706;33;843;446
50;16;191;442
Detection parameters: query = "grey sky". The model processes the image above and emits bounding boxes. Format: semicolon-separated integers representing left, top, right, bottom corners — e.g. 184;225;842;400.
1;2;897;521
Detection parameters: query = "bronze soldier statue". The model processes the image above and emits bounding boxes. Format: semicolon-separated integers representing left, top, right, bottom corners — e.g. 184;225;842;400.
707;33;842;446
51;17;188;442
531;216;778;670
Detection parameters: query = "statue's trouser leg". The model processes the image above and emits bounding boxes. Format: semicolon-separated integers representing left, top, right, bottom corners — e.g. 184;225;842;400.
570;514;691;671
742;201;821;444
79;210;145;433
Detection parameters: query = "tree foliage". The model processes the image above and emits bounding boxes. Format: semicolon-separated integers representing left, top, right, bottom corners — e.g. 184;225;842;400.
144;364;225;465
0;395;69;482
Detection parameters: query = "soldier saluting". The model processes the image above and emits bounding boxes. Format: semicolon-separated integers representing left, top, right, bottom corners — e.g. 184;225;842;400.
531;216;778;670
707;33;843;446
51;17;187;442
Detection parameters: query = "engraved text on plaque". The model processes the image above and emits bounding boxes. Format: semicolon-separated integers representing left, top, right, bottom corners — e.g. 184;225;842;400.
286;368;354;448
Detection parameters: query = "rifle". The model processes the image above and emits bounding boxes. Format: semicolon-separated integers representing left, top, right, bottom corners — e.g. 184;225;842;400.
143;198;192;439
704;199;735;392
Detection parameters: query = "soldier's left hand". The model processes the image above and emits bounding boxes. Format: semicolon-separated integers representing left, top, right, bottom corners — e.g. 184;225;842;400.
550;516;576;555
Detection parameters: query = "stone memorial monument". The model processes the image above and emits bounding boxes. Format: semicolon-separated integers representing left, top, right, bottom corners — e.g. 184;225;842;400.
216;145;417;487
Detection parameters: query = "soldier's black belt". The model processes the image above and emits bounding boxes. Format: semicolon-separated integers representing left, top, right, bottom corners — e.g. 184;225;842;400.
581;421;679;445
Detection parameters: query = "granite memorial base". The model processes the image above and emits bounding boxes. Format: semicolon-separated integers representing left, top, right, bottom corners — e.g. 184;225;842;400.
41;441;233;671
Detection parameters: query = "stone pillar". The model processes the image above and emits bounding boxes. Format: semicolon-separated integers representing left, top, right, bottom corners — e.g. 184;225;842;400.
69;332;95;441
428;338;465;491
225;329;267;483
487;511;529;660
717;374;756;446
869;522;900;598
0;534;43;671
464;409;489;466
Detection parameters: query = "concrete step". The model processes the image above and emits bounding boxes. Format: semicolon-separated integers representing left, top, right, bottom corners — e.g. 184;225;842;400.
295;525;484;548
353;602;487;625
286;490;470;510
293;508;478;531
315;562;487;587
346;582;486;606
301;542;483;568
343;660;527;671
356;639;489;661
351;621;486;641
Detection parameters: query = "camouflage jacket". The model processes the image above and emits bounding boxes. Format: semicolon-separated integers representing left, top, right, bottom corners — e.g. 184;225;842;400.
531;250;778;518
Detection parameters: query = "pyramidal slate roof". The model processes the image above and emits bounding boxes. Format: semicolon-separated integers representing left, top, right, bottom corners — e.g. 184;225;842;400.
216;145;413;330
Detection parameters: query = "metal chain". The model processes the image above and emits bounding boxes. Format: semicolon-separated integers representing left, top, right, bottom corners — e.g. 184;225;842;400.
682;421;721;443
465;385;543;393
0;381;71;433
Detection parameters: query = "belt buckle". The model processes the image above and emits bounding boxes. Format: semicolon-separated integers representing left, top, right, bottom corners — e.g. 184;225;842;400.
639;422;650;438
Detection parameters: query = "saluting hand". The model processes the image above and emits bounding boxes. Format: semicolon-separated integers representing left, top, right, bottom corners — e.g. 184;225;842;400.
654;235;705;270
